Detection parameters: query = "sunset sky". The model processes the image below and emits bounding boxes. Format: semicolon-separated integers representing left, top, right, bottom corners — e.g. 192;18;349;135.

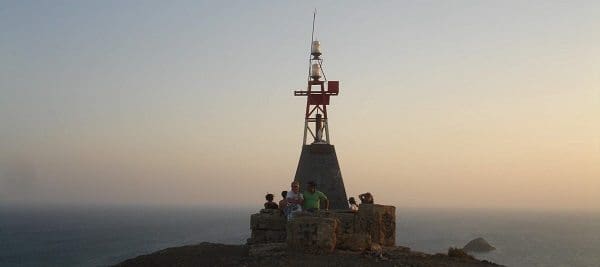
1;1;598;211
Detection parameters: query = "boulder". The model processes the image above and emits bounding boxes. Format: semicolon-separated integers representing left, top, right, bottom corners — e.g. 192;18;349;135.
250;209;286;231
357;204;396;246
248;209;287;244
286;216;338;254
366;243;384;258
463;237;496;252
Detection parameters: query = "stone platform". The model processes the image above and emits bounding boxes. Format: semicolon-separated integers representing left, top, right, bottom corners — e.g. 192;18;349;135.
247;204;396;254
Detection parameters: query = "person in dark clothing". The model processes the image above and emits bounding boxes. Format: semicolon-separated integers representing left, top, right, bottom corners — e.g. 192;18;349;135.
278;191;287;212
264;193;278;209
359;192;374;204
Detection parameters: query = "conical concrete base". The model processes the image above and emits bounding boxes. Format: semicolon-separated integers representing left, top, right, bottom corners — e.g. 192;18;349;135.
294;144;348;209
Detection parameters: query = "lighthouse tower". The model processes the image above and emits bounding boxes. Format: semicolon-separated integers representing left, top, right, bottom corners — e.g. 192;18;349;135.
293;22;348;209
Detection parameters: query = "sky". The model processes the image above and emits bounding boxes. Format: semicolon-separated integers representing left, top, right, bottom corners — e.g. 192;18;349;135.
1;1;599;211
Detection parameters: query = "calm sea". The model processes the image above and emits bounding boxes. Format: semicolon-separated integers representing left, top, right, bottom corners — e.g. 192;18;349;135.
1;206;599;267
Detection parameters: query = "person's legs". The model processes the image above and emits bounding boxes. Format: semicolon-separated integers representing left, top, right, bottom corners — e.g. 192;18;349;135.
285;205;299;220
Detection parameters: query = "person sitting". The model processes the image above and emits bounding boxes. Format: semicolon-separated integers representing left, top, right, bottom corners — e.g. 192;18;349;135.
359;192;374;204
303;181;329;212
283;181;304;220
278;191;287;212
264;193;278;209
348;197;359;211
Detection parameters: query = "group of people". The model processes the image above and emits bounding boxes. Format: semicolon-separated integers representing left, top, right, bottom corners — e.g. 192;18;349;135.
348;192;374;211
263;181;374;219
263;181;328;219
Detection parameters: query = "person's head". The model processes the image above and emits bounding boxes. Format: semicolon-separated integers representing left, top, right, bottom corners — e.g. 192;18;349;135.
360;192;373;203
291;181;300;193
307;181;317;193
349;197;356;205
281;190;287;198
265;194;274;202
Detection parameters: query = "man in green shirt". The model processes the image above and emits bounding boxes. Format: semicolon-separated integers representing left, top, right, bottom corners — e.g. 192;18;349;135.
303;181;329;212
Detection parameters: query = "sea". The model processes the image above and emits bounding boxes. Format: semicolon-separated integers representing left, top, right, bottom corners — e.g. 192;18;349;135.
1;205;599;267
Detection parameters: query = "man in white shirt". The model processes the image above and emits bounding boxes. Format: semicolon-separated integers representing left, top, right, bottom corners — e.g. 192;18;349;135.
284;181;304;220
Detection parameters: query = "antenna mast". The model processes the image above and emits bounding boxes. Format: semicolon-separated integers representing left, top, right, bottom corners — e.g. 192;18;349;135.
308;9;316;83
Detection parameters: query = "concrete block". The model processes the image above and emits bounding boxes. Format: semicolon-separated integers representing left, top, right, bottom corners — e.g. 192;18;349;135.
294;144;349;209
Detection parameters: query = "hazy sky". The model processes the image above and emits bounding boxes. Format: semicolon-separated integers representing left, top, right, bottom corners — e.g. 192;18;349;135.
1;1;598;210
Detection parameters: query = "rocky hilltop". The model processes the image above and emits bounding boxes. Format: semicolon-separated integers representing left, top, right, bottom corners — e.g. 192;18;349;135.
115;205;502;266
115;242;501;267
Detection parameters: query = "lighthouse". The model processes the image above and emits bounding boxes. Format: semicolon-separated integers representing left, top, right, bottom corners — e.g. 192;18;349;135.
293;19;348;209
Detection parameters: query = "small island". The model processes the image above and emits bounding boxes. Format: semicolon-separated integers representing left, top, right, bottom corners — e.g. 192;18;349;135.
464;237;496;253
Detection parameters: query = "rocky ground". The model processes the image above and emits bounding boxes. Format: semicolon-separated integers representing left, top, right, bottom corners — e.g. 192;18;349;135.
114;242;502;267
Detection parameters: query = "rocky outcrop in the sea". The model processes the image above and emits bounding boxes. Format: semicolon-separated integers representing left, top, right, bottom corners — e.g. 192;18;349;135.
463;237;496;252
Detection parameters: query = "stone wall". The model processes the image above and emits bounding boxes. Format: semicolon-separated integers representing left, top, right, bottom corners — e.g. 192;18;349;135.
330;210;372;251
248;204;396;253
290;210;371;251
357;204;396;246
247;209;287;244
286;216;338;254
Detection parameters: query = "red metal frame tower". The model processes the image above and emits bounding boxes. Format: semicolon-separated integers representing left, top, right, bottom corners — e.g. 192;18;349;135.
293;24;340;145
